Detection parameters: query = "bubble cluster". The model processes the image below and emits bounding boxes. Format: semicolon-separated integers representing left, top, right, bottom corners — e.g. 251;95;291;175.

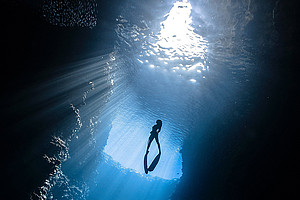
42;0;97;28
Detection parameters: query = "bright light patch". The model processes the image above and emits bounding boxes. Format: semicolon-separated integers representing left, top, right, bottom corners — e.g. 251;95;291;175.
136;0;209;78
115;0;210;81
137;58;143;64
150;0;208;69
103;101;183;180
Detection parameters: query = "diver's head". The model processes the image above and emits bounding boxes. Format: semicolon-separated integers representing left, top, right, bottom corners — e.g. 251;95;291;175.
156;120;162;127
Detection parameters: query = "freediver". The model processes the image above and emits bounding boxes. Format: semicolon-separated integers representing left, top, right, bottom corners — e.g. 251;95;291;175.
146;120;162;155
144;120;162;174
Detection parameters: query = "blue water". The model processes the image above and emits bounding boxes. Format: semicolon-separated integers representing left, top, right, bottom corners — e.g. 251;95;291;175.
19;0;287;199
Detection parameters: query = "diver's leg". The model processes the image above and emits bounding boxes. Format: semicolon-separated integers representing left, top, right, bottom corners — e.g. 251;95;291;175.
154;135;161;154
146;134;155;153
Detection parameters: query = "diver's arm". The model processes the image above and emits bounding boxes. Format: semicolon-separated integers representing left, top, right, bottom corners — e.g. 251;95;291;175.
157;127;161;133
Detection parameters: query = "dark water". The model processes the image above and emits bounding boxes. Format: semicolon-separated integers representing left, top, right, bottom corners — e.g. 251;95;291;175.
2;0;297;199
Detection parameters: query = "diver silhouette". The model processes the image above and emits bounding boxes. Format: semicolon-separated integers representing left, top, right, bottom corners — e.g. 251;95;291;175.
144;120;162;174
